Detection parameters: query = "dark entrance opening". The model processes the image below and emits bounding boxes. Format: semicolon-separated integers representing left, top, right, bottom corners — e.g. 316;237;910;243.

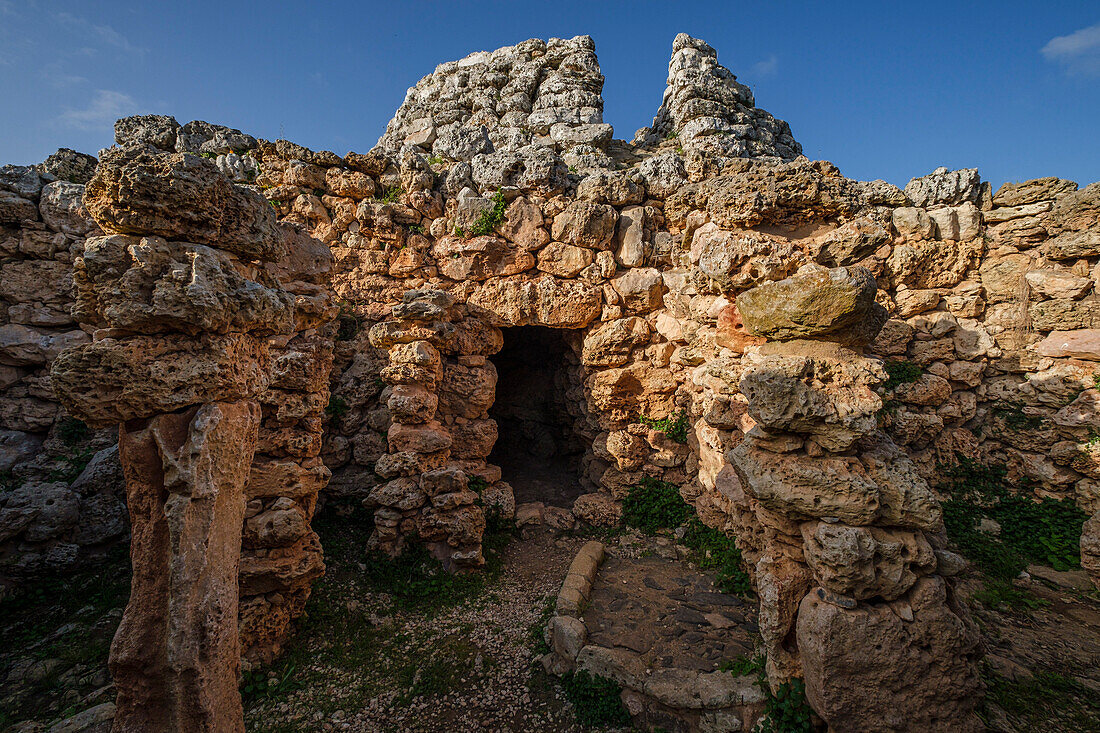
489;327;586;507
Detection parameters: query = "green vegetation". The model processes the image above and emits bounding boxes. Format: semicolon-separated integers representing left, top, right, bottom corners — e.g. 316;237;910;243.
268;200;283;209
56;417;90;446
621;478;692;533
241;665;304;703
881;359;923;391
527;594;556;655
360;509;513;613
241;501;514;723
664;131;678;140
638;408;689;444
620;479;753;596
48;446;95;483
718;654;814;732
758;678;815;733
426;155;445;166
682;518;753;596
719;653;765;677
558;670;632;727
940;458;1087;578
985;669;1100;731
992;402;1045;431
325;395;349;418
394;635;478;705
463;189;507;238
378;186;402;203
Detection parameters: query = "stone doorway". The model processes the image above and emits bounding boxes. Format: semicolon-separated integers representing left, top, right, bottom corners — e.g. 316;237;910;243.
488;327;588;508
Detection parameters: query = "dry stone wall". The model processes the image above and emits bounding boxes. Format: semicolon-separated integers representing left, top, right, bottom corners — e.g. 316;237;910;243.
1;29;1099;731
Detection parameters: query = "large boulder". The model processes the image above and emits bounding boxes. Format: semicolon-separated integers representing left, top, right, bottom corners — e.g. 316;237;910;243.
796;576;983;733
739;341;884;451
84;144;286;261
737;264;886;344
800;522;936;601
51;333;270;427
729;440;880;525
903;167;981;208
468;276;602;328
74;235;295;336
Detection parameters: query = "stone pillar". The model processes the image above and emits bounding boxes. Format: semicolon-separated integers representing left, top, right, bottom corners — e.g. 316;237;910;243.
113;402;258;732
52;143;294;732
728;264;983;732
367;288;512;569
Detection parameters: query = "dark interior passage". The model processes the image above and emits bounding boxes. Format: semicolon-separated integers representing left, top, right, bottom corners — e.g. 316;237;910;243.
489;327;586;507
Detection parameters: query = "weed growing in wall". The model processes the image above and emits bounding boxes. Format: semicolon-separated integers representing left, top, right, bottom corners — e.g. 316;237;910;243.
638;408;690;444
378;186;402;204
992;402;1045;431
464;189;507;238
621;477;692;532
881;359;923;391
682;518;753;596
939;458;1087;577
325;395;349;418
558;670;632;727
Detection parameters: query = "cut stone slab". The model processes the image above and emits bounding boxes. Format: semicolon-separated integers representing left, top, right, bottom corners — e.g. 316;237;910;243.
1035;330;1100;361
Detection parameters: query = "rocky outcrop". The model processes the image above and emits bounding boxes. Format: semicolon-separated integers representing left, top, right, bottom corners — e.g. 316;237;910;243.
634;34;801;161
376;36;610;163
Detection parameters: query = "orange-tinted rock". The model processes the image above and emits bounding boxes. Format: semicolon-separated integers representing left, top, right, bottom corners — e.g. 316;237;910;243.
715;303;764;353
112;401;259;733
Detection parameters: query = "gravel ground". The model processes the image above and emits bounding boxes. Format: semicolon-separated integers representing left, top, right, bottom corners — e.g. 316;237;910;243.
243;510;618;733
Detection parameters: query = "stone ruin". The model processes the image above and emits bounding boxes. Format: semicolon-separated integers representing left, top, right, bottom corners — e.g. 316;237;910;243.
1;30;1099;732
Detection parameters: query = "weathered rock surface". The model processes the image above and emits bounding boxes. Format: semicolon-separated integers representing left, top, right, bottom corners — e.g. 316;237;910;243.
112;401;258;733
796;577;983;732
84;145;285;261
51;333;269;427
737;264;885;344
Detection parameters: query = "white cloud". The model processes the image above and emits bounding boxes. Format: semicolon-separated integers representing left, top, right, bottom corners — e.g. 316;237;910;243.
751;54;778;78
56;89;140;130
55;11;146;57
1041;22;1100;76
40;61;86;88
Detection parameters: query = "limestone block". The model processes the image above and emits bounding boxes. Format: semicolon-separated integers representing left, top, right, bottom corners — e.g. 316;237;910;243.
51;333;270;427
796;576;983;733
75;235;295;335
737;264;884;344
84;144;286;261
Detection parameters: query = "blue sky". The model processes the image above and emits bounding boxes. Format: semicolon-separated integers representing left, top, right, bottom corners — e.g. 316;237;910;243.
1;1;1098;190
